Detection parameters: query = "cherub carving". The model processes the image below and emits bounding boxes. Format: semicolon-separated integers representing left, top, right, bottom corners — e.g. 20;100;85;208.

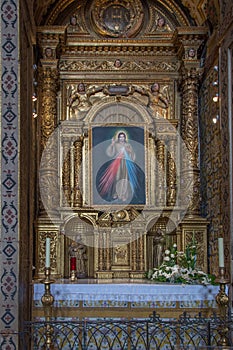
134;82;170;119
67;83;103;119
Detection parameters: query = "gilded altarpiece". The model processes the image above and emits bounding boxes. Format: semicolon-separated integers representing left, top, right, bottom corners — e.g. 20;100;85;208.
35;0;209;280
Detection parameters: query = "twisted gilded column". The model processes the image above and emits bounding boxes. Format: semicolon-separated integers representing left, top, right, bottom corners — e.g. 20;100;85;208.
98;232;104;271
73;137;83;207
105;231;111;271
180;68;201;216
138;234;144;271
166;135;177;207
101;230;111;271
155;138;166;207
62;139;71;206
131;231;137;271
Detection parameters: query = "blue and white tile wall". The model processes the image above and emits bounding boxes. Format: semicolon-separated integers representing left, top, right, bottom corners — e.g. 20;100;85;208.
1;0;19;349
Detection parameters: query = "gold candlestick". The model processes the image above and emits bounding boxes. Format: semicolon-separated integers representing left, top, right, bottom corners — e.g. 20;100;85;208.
70;269;76;281
215;267;230;348
41;267;56;350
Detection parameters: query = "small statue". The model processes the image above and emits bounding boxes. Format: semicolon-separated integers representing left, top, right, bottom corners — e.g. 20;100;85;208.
153;228;166;268
69;236;87;278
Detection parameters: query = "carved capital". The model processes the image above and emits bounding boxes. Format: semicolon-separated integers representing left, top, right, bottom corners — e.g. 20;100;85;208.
37;27;65;61
174;26;208;61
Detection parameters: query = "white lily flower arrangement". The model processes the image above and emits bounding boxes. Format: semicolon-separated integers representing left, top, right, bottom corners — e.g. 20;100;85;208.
145;243;216;285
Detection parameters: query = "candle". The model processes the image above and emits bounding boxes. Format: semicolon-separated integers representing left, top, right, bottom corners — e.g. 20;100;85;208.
45;237;51;268
70;257;76;271
218;237;224;267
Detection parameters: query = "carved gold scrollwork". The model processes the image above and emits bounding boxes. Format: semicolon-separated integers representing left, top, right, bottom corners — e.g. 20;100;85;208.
138;235;144;270
39;231;58;273
90;0;144;38
38;66;59;216
39;67;59;149
73;137;83;207
62;139;71;206
155;138;166;206
180;68;201;216
181;73;199;167
166;136;177;207
37;31;62;217
59;60;179;72
98;231;104;270
113;244;128;265
131;231;137;271
184;228;207;270
105;231;111;270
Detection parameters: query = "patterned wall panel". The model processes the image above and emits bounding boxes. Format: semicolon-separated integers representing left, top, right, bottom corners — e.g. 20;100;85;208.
0;0;19;348
199;66;222;277
200;0;233;279
219;24;233;282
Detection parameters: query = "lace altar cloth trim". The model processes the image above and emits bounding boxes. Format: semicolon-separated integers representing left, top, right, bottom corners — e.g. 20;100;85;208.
33;280;219;303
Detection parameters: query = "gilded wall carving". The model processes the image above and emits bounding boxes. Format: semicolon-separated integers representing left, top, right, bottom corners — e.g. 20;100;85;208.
89;0;144;38
217;19;233;279
39;67;59;148
34;0;210;279
59;60;179;72
37;230;60;274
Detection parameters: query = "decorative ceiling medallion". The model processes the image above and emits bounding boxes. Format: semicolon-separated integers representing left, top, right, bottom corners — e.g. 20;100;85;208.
91;0;144;38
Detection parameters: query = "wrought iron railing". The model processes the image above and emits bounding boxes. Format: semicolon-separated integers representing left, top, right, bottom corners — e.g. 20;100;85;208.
21;312;233;350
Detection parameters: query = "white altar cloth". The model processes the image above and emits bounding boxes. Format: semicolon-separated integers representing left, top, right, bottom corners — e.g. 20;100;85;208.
33;279;219;303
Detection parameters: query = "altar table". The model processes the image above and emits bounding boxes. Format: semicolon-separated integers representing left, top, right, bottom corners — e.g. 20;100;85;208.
32;279;220;320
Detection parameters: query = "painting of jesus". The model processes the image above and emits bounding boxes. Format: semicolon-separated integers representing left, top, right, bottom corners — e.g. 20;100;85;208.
92;126;146;206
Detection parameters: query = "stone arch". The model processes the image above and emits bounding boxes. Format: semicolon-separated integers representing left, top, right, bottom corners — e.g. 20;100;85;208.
85;97;152;126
